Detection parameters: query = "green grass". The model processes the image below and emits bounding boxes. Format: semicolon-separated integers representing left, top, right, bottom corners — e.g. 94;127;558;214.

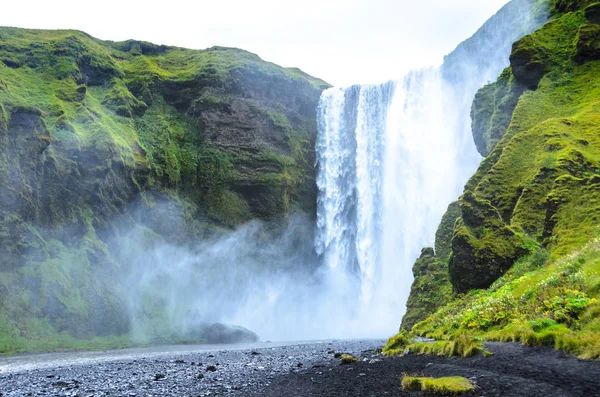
412;235;600;359
406;335;483;359
382;332;410;356
402;1;600;361
0;26;327;354
339;354;360;364
401;375;475;395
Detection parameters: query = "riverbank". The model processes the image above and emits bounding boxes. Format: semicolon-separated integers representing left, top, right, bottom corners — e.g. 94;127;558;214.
0;340;382;396
1;340;599;396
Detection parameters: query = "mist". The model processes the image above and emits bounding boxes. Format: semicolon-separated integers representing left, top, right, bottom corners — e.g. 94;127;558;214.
107;207;394;342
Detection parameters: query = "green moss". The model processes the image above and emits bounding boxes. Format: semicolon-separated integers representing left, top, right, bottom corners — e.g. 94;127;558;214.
412;235;600;359
339;354;360;364
402;201;460;330
402;248;453;330
407;334;483;358
382;332;410;356
471;68;527;156
401;375;475;395
0;26;327;353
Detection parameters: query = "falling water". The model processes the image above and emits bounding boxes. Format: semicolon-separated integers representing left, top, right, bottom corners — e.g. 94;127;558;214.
114;0;550;343
315;0;548;336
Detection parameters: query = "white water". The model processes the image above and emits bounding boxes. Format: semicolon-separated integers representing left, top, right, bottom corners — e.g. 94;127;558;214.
314;0;547;337
315;69;466;336
109;0;548;343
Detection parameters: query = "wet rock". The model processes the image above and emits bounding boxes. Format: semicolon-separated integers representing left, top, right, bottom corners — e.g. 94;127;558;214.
187;323;259;344
575;24;600;64
586;2;600;24
510;36;547;88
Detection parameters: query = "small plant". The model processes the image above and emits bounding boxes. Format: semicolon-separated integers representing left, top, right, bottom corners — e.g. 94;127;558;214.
401;374;475;395
382;332;409;356
339;354;360;364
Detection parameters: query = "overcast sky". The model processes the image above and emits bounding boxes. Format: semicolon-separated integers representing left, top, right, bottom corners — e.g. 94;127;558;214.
2;0;509;87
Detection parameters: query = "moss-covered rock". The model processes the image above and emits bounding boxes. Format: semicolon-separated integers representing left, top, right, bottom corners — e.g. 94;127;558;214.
435;201;461;260
0;26;329;351
471;68;527;156
584;2;600;23
401;202;459;330
575;23;600;62
405;0;600;361
510;35;549;88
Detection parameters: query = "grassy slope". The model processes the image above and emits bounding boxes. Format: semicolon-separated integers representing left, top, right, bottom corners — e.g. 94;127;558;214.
396;0;600;360
0;27;327;353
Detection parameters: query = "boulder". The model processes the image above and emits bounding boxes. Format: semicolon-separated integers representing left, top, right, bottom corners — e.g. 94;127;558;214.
188;323;259;344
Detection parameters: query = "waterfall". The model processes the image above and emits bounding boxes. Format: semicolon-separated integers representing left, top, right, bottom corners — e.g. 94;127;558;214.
314;0;548;336
138;0;549;342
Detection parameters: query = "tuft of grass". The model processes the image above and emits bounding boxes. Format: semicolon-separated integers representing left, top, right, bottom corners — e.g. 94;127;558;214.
339;354;360;364
406;334;483;358
401;375;475;395
382;332;410;356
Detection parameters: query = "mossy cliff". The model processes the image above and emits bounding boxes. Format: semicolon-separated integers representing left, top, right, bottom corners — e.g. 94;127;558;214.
0;27;328;353
401;0;600;360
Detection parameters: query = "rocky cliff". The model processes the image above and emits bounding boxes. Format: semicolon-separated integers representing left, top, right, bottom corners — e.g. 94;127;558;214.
0;27;328;352
401;0;600;360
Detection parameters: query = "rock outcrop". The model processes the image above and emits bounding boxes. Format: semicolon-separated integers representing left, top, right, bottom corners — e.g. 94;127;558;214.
403;0;600;333
0;27;328;350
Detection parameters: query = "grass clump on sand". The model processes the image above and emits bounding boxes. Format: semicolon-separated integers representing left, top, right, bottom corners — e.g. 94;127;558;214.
382;332;410;356
401;375;475;395
407;334;483;358
339;354;360;364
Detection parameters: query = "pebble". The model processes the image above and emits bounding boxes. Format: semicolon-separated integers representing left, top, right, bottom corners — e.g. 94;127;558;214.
0;340;384;396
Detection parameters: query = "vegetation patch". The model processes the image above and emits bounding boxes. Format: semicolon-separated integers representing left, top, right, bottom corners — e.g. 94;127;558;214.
401;0;600;362
407;335;483;359
401;375;475;395
339;354;360;364
382;332;410;356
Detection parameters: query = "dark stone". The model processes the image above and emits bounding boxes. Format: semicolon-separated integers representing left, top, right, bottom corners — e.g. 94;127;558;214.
187;323;259;344
585;3;600;24
75;85;87;102
510;37;547;88
575;24;600;63
449;192;528;293
1;58;21;68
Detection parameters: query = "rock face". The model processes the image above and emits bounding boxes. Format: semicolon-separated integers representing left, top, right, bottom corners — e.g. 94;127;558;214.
449;1;600;292
404;0;600;331
400;202;458;330
449;192;528;293
0;27;328;350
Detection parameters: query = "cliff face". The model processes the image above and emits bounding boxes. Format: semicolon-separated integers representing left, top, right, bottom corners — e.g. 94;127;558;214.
0;27;327;351
403;0;600;360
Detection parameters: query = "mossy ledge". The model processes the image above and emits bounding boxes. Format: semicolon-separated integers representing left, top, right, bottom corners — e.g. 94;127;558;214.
0;26;328;353
402;0;600;361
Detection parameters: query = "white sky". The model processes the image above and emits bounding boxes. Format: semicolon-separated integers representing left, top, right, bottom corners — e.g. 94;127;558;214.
1;0;509;87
